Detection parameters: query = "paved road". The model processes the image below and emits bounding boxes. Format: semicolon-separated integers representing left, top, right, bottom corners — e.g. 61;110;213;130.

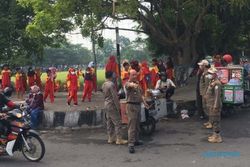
1;109;250;167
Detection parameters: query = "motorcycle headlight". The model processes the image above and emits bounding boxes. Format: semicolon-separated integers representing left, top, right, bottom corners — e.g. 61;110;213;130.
16;113;22;118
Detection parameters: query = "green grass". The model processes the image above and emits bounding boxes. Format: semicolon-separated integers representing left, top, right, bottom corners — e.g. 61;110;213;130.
12;69;105;87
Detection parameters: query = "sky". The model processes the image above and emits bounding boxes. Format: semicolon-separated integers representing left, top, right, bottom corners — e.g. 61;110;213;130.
65;19;147;49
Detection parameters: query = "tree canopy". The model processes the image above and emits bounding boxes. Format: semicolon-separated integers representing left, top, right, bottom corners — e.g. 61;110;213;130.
16;0;250;65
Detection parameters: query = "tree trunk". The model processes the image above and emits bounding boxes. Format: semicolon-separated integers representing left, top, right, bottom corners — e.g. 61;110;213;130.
171;35;200;66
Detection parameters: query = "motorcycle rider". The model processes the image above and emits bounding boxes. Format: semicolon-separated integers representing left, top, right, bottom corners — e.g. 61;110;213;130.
155;72;176;100
0;87;20;154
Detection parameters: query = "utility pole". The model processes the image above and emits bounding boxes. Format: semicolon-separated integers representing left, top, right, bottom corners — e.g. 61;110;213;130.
113;0;121;77
91;14;97;83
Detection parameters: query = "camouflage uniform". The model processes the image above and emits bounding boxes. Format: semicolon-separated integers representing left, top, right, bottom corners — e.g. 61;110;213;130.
205;78;222;133
102;80;122;140
125;80;143;147
200;71;211;115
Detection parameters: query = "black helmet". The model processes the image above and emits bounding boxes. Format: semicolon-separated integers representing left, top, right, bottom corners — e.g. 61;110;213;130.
159;72;167;81
3;87;13;97
159;72;167;77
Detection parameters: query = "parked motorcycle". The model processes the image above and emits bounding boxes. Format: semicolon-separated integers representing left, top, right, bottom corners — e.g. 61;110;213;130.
0;105;45;162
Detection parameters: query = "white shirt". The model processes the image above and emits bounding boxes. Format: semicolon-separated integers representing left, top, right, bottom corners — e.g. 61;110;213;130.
155;79;176;89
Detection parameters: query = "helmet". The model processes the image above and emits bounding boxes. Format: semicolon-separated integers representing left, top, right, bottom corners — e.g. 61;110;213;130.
3;87;13;97
223;54;233;64
159;72;167;81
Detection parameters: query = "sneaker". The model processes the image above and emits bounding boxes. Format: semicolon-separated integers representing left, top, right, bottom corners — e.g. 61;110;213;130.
129;146;135;154
203;122;211;126
116;139;128;145
74;103;78;106
67;102;71;106
107;136;116;144
207;132;216;139
208;134;223;143
204;123;212;129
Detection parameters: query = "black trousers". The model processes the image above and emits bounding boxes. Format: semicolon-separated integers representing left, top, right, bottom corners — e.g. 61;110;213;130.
165;87;175;99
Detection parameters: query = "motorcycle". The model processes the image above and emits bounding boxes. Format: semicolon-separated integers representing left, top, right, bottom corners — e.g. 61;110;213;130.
0;105;45;162
140;89;177;135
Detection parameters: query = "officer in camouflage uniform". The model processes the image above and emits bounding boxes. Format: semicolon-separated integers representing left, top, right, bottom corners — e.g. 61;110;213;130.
198;60;212;128
197;60;210;120
125;69;149;153
102;71;127;145
204;67;223;143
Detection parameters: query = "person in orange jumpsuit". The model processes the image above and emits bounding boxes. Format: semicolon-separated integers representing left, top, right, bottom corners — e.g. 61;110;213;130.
121;62;130;86
77;68;83;88
67;68;78;106
1;64;11;89
49;67;57;96
140;61;151;94
15;67;25;99
27;67;36;88
21;69;27;92
130;60;141;80
82;67;93;102
105;56;119;90
43;69;54;103
35;67;42;89
151;58;160;88
166;57;175;81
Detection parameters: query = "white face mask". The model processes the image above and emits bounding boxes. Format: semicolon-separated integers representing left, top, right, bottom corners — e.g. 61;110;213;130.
71;72;75;75
207;74;213;79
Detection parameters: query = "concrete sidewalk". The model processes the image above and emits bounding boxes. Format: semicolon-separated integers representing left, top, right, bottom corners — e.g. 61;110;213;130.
13;78;197;129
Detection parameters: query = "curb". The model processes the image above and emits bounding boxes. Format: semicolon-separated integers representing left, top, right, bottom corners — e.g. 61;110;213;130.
42;109;104;128
41;100;196;128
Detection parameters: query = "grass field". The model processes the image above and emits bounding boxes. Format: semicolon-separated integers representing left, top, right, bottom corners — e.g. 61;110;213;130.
11;69;106;87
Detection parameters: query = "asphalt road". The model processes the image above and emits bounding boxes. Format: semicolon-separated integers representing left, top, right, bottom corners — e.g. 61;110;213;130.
1;108;250;167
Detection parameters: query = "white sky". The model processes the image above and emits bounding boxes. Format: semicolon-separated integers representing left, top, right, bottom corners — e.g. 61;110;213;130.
66;19;147;49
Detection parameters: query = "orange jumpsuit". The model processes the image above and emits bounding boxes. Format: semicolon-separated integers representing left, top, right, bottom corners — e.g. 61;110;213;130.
166;68;174;80
121;69;129;86
1;69;11;89
35;70;42;89
105;56;119;90
22;72;27;91
151;66;159;88
67;73;78;105
82;71;93;102
15;73;25;93
140;61;151;93
44;76;54;103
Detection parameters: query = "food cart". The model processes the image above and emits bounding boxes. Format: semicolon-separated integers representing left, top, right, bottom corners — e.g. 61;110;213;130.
216;65;245;115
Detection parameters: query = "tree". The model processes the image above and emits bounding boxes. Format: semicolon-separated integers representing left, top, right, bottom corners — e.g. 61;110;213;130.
0;0;51;66
43;43;92;66
18;0;250;65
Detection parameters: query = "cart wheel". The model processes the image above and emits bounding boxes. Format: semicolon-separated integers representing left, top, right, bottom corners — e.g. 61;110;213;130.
140;116;156;136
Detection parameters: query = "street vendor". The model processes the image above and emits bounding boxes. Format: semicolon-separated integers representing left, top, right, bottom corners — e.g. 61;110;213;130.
222;54;233;66
155;72;176;100
204;67;223;143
